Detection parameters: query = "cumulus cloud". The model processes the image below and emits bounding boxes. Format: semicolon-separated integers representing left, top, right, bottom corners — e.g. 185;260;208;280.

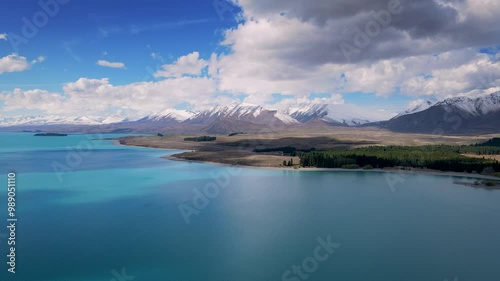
1;77;217;119
399;51;500;98
227;0;499;64
154;52;207;78
97;60;126;69
1;88;67;112
0;54;33;75
208;0;500;104
0;33;7;40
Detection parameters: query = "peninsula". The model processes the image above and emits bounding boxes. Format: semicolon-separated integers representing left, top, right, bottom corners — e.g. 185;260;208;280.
118;127;500;181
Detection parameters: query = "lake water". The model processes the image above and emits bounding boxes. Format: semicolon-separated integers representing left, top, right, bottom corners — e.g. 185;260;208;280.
0;133;499;281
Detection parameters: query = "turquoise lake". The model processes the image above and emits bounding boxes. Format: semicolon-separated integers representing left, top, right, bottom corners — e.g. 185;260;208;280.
0;133;499;281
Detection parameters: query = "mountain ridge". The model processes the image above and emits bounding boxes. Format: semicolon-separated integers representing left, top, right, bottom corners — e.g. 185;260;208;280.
2;92;499;135
380;91;500;134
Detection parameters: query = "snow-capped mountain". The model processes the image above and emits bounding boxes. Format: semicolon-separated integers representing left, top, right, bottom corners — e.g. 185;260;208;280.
186;103;298;125
286;103;394;126
286;104;329;123
0;115;127;127
383;91;500;134
394;100;435;119
2;92;499;134
436;92;500;116
142;109;194;123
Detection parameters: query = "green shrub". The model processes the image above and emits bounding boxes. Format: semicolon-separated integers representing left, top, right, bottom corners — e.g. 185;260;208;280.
483;181;497;187
184;136;216;142
363;165;374;170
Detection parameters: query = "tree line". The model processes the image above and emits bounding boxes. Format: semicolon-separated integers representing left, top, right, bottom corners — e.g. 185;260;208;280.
184;136;217;142
299;145;500;173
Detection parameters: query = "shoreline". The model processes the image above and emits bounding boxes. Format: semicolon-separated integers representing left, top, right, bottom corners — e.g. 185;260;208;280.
117;138;500;183
166;154;500;181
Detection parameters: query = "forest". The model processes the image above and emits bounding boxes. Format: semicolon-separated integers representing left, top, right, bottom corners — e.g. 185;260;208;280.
299;138;500;173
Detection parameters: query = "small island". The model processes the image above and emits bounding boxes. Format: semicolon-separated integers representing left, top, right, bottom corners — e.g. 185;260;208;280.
34;133;68;137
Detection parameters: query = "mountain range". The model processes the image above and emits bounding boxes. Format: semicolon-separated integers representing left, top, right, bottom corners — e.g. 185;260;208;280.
380;91;500;134
1;92;499;135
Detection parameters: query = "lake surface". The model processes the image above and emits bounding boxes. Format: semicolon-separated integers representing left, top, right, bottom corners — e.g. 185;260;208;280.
0;133;499;281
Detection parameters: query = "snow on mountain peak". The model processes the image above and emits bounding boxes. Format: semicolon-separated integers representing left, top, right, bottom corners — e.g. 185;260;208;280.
6;93;497;129
437;91;500;116
394;99;436;119
287;103;393;125
286;104;328;123
148;108;194;122
391;92;500;120
186;103;299;124
228;103;263;118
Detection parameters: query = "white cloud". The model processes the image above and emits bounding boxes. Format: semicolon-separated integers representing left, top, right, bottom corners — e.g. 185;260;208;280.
31;56;46;64
327;103;396;122
154;52;207;78
150;52;162;60
0;54;32;75
206;0;500;104
1;88;66;113
0;33;7;40
210;5;500;103
399;51;500;98
5;46;497;119
228;0;500;64
2;0;500;119
1;76;217;119
97;60;126;69
272;95;345;111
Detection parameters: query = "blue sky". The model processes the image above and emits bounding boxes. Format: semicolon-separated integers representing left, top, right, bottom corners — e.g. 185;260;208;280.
0;0;239;91
0;0;498;120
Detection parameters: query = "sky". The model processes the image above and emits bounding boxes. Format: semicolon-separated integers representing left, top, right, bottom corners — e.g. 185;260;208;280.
0;0;499;121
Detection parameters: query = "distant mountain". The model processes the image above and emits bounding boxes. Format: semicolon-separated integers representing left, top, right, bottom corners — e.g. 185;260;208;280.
0;115;127;127
3;93;499;135
286;103;393;126
138;109;194;124
202;117;265;135
393;100;435;119
382;92;500;134
186;103;298;125
286;104;329;123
